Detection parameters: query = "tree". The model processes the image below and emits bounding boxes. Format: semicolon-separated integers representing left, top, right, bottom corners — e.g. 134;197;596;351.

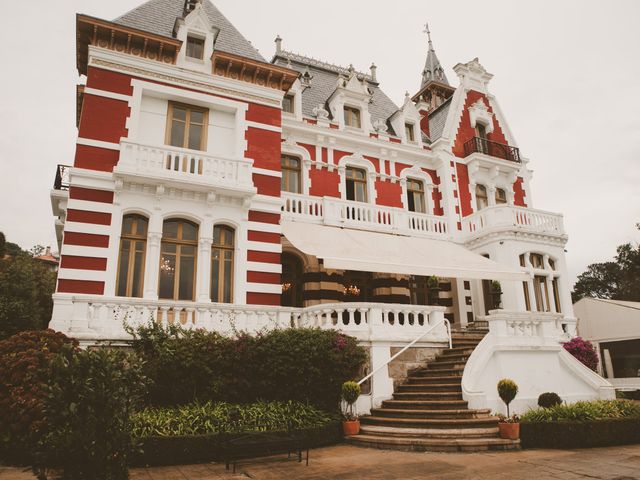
0;234;57;340
572;225;640;303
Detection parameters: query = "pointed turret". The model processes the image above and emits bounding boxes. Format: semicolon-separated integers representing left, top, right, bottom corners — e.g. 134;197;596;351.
421;23;449;88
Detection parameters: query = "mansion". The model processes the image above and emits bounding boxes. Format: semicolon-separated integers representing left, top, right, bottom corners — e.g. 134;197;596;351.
49;0;612;448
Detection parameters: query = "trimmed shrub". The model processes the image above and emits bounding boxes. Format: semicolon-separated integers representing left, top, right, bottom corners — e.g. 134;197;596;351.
521;399;640;423
521;419;640;449
497;378;518;417
129;324;367;411
34;348;147;480
341;381;360;420
537;392;563;409
131;400;336;438
0;330;78;463
562;336;599;371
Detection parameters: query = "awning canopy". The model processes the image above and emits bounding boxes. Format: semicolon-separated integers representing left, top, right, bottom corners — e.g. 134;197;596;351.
282;221;529;281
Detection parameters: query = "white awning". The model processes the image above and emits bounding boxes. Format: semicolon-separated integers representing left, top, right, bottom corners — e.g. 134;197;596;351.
282;221;529;281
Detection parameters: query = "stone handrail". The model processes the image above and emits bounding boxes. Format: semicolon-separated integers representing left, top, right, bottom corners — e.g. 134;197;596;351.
462;205;565;237
281;192;449;238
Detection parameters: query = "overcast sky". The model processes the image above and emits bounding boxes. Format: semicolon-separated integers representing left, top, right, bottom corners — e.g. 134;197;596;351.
0;0;638;287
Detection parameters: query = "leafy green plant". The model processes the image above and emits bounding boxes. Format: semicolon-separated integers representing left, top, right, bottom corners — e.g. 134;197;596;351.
521;400;640;423
0;330;78;463
497;378;518;418
131;400;336;438
538;392;563;408
341;381;361;421
427;276;440;289
491;280;502;292
34;348;147;480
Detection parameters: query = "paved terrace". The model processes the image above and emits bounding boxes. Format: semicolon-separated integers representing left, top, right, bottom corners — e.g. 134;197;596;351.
2;444;640;479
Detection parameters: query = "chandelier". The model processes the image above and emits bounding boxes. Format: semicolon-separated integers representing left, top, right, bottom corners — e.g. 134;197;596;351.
281;282;292;292
343;284;361;296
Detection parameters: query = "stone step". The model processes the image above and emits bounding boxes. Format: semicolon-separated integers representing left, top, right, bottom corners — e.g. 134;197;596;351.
369;408;492;420
361;415;498;429
451;334;486;340
395;383;461;393
434;353;471;363
346;434;520;453
360;424;499;439
421;361;467;370
410;368;464;377
405;375;462;384
392;392;463;401
382;399;469;410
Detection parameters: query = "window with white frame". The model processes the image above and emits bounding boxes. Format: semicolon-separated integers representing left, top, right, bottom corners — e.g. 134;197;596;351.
185;35;205;60
519;252;562;313
344;106;361;128
346;166;368;202
495;187;508;205
405;122;416;142
407;178;426;213
476;184;488;210
282;93;295;114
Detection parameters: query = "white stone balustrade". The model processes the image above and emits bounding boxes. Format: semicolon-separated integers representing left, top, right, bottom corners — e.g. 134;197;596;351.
281;192;449;239
115;140;254;191
462;205;565;237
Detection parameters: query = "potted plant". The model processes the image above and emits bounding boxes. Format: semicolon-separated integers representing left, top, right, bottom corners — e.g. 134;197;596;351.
497;378;519;439
427;275;440;305
341;381;361;436
490;280;503;309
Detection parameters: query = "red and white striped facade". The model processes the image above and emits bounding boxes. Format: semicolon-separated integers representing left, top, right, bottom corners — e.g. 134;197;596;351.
49;1;574;344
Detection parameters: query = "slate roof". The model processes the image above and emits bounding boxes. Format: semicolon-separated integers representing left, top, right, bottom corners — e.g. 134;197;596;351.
273;52;400;135
113;0;265;62
427;96;452;141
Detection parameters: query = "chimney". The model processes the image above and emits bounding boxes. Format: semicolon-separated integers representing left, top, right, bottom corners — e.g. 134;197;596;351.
275;35;282;54
370;63;377;82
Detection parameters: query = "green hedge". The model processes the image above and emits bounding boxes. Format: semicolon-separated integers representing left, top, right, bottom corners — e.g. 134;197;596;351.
520;400;640;423
521;418;640;449
129;323;367;411
131;422;342;467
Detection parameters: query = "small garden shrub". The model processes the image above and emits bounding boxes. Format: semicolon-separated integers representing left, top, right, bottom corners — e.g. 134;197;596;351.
521;399;640;423
341;381;361;420
0;330;78;463
497;378;518;417
34;348;147;480
129;323;367;411
537;392;563;408
562;336;599;371
131;400;337;438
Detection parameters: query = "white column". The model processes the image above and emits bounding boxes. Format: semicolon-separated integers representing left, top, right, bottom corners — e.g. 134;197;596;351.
196;218;214;302
143;214;163;300
487;186;496;207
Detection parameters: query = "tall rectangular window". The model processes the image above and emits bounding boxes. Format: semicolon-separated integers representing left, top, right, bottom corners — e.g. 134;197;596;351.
344;106;361;128
211;225;234;303
346;167;367;202
159;219;198;301
281;155;301;193
166;102;208;151
533;275;550;312
495;188;507;204
116;215;148;298
407;179;426;213
282;94;295;113
405;122;415;142
186;36;205;59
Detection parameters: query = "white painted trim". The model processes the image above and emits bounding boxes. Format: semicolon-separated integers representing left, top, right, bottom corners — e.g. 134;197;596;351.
246;282;282;294
250;195;283;214
337;154;378;202
247;221;281;234
247;261;282;274
64;222;112;236
77;138;121;151
83;87;132;103
57;268;107;282
67;199;114;214
246;121;282;133
60;245;109;257
252;167;282;178
246;240;282;253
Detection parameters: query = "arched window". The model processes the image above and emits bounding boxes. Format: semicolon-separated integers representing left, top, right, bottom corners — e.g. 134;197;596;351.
476;184;488;210
211;225;234;303
116;214;148;297
281;155;301;193
159;219;198;300
346;166;368;202
495;187;507;205
407;178;426;213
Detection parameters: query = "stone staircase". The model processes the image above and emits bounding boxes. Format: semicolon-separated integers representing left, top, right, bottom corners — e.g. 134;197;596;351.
346;329;520;452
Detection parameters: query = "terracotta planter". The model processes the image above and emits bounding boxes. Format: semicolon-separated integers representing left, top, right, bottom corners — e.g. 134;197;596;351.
499;422;520;440
342;419;360;436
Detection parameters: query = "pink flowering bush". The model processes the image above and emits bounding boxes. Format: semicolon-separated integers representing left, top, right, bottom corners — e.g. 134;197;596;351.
562;337;599;371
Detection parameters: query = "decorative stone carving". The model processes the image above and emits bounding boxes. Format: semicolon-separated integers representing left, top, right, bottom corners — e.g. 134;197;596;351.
372;118;388;133
312;104;329;119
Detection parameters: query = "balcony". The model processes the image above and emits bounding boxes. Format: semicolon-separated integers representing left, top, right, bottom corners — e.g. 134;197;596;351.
463;137;521;163
462;205;566;238
114;140;255;196
281;192;449;239
53;164;71;190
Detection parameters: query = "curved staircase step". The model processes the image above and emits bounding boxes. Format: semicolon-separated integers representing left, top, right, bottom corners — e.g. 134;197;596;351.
396;383;461;393
393;392;463;401
370;407;492;419
346;434;520;453
382;399;469;410
360;424;499;439
405;375;462;384
361;415;499;429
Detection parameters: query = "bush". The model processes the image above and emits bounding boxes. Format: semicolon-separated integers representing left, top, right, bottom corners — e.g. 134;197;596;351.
129;324;367;411
0;330;78;463
521;399;640;423
34;348;147;480
131;400;336;438
562;337;599;371
538;392;563;409
497;378;518;417
521;419;640;449
341;381;360;420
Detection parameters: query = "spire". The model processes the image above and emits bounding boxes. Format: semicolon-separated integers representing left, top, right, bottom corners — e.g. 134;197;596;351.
421;22;449;88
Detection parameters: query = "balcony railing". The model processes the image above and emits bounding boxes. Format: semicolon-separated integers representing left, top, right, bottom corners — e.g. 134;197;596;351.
462;205;565;237
53;164;71;190
115;140;254;191
281;192;449;238
463;137;521;163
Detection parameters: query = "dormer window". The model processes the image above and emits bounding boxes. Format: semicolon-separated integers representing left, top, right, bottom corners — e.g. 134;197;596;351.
186;35;205;60
344;106;361;128
405;122;415;142
282;94;295;114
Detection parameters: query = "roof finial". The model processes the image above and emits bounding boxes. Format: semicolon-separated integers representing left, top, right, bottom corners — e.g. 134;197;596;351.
423;22;434;51
275;35;282;54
